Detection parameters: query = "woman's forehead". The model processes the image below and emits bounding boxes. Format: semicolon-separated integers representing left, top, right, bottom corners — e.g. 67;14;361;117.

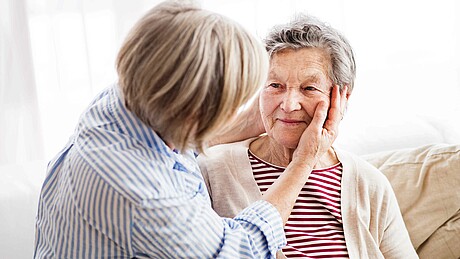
268;50;332;84
270;48;331;70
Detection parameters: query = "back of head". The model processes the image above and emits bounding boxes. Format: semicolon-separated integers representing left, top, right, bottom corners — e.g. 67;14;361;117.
264;14;356;93
116;0;268;152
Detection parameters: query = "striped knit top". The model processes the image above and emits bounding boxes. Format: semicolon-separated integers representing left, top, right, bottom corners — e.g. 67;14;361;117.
248;150;349;258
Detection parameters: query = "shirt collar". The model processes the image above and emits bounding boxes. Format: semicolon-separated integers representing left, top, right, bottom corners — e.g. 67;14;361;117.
107;84;168;152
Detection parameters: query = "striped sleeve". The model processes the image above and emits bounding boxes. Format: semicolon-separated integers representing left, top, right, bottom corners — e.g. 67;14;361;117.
131;189;285;258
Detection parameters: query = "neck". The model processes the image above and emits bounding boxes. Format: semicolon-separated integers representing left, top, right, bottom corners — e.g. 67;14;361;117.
249;135;294;167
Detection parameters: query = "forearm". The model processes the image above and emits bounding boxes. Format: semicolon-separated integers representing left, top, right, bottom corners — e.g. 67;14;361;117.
262;162;314;225
134;196;285;258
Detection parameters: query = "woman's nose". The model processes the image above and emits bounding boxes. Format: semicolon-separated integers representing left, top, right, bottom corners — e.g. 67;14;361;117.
280;89;302;112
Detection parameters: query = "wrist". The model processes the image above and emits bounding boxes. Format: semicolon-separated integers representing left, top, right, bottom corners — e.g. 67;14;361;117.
286;159;315;175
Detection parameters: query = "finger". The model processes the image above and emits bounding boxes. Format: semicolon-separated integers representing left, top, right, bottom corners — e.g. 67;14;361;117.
340;85;348;115
324;85;341;131
310;100;328;130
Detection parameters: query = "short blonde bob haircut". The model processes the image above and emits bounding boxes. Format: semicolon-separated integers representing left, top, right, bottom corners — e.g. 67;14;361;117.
117;0;268;152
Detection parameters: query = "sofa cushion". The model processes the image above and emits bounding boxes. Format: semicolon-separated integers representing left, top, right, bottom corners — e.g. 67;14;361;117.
362;144;460;258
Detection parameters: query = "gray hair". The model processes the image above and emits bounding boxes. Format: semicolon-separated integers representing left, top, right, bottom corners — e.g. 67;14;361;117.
264;14;356;93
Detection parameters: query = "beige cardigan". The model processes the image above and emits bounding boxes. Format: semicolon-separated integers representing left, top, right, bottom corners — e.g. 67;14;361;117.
198;138;418;259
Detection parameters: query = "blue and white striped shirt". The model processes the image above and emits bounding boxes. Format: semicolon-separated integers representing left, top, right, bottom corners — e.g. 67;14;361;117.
34;84;286;258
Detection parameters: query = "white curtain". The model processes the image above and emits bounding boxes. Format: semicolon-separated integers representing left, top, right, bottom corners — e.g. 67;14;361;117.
26;0;165;160
0;0;45;256
0;0;43;164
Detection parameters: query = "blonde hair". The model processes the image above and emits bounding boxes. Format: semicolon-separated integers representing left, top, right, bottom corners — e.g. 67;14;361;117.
116;1;268;152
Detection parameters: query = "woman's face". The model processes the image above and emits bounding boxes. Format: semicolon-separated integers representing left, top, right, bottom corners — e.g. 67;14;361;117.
260;48;333;149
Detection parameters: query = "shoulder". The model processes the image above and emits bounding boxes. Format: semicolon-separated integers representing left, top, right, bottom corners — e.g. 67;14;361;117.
76;140;173;196
72;125;190;206
198;138;253;169
336;147;394;193
197;138;255;192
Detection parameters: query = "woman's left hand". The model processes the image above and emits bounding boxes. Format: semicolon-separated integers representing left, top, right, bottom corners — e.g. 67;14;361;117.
291;84;348;168
324;85;348;134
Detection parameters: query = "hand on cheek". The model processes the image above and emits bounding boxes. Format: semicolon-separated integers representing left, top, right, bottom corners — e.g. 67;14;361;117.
291;85;347;168
324;85;347;132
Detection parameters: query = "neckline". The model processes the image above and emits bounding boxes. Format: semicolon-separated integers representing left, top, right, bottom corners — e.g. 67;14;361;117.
247;148;341;171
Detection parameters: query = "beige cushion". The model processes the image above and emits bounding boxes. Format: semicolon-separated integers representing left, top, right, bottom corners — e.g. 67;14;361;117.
362;144;460;259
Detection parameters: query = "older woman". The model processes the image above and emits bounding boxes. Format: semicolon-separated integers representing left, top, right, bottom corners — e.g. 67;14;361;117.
34;2;345;258
198;14;418;258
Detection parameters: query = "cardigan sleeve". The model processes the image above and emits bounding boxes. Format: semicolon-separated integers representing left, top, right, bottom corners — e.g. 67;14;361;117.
380;184;419;258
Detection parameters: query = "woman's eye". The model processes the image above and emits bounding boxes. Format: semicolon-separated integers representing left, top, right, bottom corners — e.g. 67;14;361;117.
303;86;317;91
268;83;281;88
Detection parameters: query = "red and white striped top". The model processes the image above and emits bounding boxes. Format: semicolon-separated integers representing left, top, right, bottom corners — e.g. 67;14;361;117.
248;150;349;258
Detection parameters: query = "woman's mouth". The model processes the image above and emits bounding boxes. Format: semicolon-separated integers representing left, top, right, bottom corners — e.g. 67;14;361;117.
278;118;304;125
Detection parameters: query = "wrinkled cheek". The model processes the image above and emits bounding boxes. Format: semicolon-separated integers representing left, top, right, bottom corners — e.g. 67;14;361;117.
261;114;275;133
305;97;330;115
259;100;278;133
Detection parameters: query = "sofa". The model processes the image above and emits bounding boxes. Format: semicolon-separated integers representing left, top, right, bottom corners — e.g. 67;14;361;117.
363;144;460;258
1;113;459;259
